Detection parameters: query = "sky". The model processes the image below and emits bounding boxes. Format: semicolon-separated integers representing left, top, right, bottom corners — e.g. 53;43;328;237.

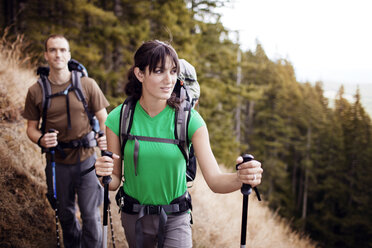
219;0;372;86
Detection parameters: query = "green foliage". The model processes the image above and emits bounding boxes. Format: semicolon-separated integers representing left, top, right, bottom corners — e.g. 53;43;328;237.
2;1;372;247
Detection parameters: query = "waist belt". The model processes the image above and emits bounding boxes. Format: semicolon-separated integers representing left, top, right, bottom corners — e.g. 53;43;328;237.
116;188;192;248
58;131;97;149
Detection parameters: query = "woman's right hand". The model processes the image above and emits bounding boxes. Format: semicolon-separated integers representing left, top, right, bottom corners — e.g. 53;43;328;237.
95;153;120;177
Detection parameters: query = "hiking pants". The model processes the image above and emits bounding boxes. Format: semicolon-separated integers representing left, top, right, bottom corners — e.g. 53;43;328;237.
45;154;103;248
121;211;192;248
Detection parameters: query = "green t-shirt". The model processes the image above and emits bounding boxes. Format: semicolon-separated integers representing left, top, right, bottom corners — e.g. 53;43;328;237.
105;101;205;205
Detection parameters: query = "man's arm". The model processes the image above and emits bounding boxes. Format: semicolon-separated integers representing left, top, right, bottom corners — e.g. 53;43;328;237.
26;120;58;148
95;108;108;150
95;108;108;132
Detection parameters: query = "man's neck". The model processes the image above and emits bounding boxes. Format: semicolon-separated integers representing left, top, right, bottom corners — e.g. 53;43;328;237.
48;68;71;85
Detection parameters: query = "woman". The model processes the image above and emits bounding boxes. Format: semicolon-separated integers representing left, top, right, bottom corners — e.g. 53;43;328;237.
95;40;263;248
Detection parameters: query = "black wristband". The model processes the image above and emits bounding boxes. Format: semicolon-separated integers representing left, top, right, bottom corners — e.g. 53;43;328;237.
37;134;45;149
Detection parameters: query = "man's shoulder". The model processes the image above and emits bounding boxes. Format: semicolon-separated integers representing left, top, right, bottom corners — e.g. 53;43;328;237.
79;76;108;107
80;76;97;85
80;76;101;92
27;80;43;95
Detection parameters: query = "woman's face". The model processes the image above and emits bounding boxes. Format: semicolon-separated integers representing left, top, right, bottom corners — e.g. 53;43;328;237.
136;56;178;102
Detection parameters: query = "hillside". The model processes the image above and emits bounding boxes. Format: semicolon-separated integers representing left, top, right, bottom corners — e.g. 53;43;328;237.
0;38;316;248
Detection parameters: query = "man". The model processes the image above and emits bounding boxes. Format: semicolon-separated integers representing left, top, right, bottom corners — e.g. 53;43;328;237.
23;34;109;248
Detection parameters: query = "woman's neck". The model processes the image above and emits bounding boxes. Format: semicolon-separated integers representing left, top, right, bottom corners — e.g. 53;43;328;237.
139;96;167;117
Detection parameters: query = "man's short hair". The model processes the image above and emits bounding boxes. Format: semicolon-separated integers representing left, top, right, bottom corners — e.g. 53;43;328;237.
44;34;69;51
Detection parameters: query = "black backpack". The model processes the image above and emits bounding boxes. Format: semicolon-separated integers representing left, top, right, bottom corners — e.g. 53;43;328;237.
119;59;200;184
36;59;99;135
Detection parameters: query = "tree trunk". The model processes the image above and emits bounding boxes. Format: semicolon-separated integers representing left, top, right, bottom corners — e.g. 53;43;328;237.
292;160;297;196
235;41;241;143
297;166;304;212
301;127;311;229
246;100;255;136
302;168;308;230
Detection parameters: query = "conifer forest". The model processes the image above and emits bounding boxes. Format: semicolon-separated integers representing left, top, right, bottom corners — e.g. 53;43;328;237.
1;0;372;247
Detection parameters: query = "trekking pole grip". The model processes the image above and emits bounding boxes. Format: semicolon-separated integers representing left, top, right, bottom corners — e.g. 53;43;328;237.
98;130;105;154
47;128;57;152
101;150;113;185
236;154;254;195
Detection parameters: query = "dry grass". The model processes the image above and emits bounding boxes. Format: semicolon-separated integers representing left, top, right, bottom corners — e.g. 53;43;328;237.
0;31;35;122
190;168;316;248
0;35;317;248
0;34;56;247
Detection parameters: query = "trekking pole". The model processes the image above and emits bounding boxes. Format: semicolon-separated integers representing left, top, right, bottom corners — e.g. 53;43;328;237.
236;154;261;248
108;204;116;248
48;129;61;248
101;150;113;248
98;131;115;248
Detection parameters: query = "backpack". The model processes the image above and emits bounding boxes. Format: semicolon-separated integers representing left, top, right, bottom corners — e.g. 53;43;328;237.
36;59;100;153
119;59;200;184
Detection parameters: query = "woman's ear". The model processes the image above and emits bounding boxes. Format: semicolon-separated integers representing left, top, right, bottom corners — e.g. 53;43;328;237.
134;67;144;83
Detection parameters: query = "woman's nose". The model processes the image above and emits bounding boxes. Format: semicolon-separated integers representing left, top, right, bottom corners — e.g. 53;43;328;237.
164;71;175;83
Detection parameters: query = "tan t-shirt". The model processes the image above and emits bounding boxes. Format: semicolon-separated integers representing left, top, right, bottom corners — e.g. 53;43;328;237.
23;76;109;164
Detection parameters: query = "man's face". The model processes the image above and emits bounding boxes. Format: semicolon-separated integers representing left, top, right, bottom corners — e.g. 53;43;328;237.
44;37;71;71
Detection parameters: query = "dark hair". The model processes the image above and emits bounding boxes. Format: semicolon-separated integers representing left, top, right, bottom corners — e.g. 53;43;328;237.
44;34;69;51
125;40;180;108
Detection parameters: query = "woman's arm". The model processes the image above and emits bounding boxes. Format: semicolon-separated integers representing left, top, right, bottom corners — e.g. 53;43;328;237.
192;125;262;194
95;126;122;191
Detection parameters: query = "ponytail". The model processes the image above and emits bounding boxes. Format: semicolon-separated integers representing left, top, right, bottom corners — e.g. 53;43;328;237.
125;66;142;101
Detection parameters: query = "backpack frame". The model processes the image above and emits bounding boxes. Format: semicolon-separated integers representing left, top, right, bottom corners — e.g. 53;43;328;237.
36;59;99;135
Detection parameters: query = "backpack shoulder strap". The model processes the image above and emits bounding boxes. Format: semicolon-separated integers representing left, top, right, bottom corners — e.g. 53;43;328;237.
70;70;99;132
175;87;192;165
71;70;85;102
119;96;136;158
37;73;52;134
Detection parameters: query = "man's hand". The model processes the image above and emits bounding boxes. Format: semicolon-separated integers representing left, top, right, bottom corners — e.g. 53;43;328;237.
39;130;59;148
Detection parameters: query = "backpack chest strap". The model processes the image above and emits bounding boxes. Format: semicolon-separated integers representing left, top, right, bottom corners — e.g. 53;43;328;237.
127;134;180;145
46;84;75;130
126;134;182;176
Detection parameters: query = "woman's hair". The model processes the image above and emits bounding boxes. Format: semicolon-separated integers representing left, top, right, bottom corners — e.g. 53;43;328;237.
125;40;180;108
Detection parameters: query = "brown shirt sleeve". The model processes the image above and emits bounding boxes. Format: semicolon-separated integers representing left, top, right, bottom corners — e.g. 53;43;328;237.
23;82;43;121
81;77;109;114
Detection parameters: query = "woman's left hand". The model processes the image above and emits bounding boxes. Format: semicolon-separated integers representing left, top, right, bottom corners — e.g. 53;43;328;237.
236;156;263;188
